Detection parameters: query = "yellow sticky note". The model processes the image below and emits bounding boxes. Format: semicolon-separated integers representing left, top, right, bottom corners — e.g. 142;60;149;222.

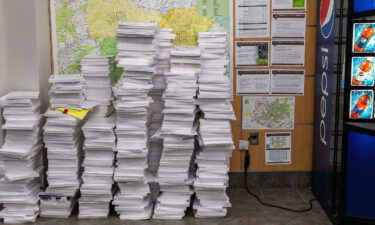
56;108;92;120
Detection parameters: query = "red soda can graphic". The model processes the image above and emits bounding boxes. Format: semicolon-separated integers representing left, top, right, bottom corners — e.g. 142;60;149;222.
351;94;371;119
354;26;374;52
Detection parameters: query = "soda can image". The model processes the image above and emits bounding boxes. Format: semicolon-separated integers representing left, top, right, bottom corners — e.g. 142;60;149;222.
351;57;375;86
353;23;375;53
349;90;374;119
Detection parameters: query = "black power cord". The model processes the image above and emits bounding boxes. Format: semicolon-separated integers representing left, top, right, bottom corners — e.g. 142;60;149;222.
244;150;316;213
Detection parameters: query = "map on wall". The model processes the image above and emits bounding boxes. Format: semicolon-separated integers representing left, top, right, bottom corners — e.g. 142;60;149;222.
50;0;232;81
242;96;295;130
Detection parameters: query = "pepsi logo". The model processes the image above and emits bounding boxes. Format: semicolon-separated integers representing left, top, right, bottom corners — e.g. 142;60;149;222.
320;0;335;39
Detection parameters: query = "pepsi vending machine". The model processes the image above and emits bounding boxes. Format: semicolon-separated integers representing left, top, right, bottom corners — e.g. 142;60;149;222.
339;0;375;224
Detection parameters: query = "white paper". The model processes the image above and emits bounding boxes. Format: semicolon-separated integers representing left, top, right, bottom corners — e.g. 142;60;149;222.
236;70;270;95
265;132;292;165
235;0;270;38
272;0;306;11
271;70;305;95
271;40;305;66
271;13;306;38
236;41;269;67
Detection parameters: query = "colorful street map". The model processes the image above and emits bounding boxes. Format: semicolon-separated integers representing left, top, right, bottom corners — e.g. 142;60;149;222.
242;96;295;130
51;0;231;81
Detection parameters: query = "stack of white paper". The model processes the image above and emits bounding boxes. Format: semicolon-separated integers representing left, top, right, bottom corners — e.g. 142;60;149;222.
48;74;85;109
81;55;113;116
0;91;43;223
113;22;159;220
148;28;176;202
153;47;201;219
40;109;83;218
78;116;116;218
193;32;235;218
40;75;86;218
170;47;201;74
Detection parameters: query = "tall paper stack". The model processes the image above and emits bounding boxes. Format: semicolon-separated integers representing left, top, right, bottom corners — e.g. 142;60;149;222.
193;32;235;218
113;22;158;220
81;55;113;116
0;92;43;223
153;47;201;219
39;74;85;218
148;28;176;201
78;116;116;218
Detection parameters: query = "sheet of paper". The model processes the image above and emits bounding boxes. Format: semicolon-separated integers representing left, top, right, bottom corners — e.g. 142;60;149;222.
265;132;292;165
242;96;295;130
271;13;306;38
236;41;269;67
235;0;270;38
271;40;305;66
236;70;270;95
272;0;306;11
271;70;305;95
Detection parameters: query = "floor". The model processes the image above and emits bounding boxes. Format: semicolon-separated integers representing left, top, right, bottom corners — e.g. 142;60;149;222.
33;187;332;225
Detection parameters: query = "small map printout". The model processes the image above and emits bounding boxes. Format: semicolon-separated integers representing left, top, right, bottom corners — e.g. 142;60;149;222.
242;96;295;130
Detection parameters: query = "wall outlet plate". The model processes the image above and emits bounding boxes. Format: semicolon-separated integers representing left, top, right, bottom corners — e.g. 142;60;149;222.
249;132;259;145
239;140;249;150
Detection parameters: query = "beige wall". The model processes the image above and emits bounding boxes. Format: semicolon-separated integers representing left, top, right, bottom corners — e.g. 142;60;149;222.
0;0;51;145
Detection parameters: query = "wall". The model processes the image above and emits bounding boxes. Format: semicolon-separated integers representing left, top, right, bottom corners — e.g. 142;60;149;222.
0;0;51;103
229;1;317;172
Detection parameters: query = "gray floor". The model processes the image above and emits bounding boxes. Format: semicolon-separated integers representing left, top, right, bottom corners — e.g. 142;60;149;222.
33;187;332;225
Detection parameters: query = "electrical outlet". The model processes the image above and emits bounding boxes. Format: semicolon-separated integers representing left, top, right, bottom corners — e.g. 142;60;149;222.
249;132;259;145
239;140;249;150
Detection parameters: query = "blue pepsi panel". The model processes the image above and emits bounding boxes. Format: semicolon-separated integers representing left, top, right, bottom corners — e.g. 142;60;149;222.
345;131;375;219
354;0;375;13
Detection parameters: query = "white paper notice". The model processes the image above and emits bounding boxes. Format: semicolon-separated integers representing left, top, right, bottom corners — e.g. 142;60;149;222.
271;40;305;66
236;0;270;38
237;70;270;95
236;41;269;67
265;132;292;165
271;13;306;38
272;0;306;11
271;70;305;95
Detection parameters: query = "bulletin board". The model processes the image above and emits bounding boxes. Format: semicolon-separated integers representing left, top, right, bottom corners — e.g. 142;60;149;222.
229;0;317;172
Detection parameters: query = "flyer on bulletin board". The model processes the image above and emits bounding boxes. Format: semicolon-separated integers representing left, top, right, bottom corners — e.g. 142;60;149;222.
265;132;292;165
272;0;306;11
242;96;295;130
236;41;269;67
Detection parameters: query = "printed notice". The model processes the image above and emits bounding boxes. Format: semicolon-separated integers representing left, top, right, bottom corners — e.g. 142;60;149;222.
237;70;270;95
271;40;305;66
272;0;306;11
272;13;306;38
242;96;295;130
271;70;305;95
236;0;270;38
265;132;292;165
236;41;269;67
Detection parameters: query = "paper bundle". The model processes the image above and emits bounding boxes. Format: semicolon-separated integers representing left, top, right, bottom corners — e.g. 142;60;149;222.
81;55;113;116
153;47;201;219
0;91;43;223
193;32;235;218
78;116;116;218
40;74;86;218
113;22;159;220
148;28;176;201
48;74;85;109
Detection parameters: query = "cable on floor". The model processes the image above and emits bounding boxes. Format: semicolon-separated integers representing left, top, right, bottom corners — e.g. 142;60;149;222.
244;150;316;213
